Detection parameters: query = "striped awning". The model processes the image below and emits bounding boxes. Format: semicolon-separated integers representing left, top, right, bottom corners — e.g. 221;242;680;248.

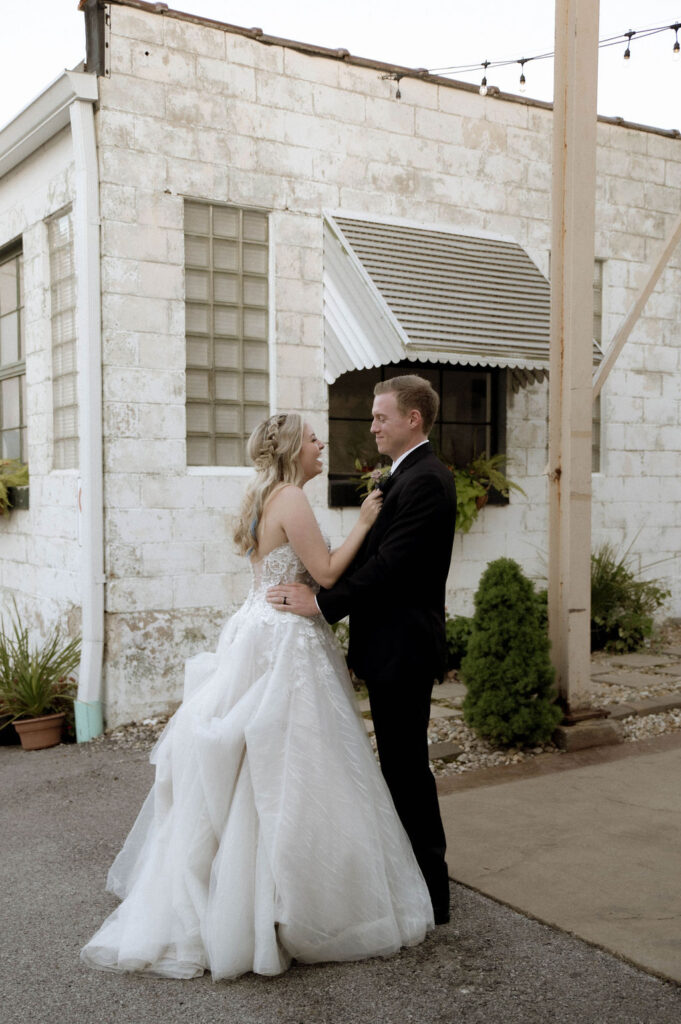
323;215;600;384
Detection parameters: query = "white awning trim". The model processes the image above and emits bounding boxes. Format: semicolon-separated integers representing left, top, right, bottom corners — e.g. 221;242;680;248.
324;214;601;384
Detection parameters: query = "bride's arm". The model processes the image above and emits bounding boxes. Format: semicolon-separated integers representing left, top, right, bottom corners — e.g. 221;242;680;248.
271;486;382;588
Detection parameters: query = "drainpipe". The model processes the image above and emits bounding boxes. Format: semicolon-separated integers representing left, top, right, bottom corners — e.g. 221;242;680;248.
70;93;105;742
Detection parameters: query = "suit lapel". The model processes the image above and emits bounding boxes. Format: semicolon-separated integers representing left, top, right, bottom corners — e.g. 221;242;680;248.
389;441;433;484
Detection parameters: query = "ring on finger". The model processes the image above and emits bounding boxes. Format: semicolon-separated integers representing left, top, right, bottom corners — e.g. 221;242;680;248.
283;595;288;605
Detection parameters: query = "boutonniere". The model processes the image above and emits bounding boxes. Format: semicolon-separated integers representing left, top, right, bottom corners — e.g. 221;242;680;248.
354;460;391;499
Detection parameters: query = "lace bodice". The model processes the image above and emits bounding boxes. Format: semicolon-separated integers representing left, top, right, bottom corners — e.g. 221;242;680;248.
250;543;318;593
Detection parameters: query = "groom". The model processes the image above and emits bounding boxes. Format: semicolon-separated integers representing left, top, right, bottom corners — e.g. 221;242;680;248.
268;375;456;925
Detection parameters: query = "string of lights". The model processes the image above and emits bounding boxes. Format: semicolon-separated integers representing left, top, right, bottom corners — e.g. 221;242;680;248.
425;20;681;96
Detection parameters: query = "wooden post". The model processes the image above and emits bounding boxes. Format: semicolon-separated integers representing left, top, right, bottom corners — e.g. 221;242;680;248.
548;0;600;710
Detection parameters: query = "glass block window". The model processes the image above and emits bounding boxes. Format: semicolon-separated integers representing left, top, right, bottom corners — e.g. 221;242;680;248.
0;243;26;462
328;361;505;507
184;201;270;466
48;210;79;469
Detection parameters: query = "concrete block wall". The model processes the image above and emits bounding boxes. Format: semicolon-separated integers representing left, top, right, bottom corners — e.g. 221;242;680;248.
0;130;81;640
94;4;681;721
9;1;673;725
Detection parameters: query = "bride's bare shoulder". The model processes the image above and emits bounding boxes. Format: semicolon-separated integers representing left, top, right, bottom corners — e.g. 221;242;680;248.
264;483;308;511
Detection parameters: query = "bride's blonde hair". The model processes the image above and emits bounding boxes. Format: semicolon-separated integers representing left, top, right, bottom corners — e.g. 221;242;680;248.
233;412;305;556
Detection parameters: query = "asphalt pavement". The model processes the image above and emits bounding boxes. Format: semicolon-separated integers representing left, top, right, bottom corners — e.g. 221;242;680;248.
2;736;681;1024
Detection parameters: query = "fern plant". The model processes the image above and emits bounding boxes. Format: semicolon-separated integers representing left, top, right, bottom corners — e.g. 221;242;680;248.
0;459;28;516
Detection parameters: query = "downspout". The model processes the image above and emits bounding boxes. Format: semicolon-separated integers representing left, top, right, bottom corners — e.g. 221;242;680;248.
70;93;105;742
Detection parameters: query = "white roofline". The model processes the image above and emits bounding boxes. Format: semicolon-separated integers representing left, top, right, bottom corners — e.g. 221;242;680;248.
0;70;98;179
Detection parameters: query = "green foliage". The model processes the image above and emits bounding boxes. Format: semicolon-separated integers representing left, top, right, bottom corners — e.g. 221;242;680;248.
590;543;670;652
330;618;350;657
445;614;474;670
0;460;28;516
462;558;562;747
454;454;525;534
453;472;488;534
0;606;80;727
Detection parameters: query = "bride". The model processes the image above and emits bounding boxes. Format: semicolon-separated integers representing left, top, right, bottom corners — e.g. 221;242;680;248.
81;412;434;981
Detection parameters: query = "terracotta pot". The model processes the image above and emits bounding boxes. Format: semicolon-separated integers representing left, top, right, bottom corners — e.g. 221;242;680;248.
475;492;489;510
13;712;65;751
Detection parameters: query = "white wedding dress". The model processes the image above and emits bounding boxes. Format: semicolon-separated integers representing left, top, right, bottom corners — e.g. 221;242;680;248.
81;543;434;980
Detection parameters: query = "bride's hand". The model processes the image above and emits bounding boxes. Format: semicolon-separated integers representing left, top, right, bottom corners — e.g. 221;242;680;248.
359;488;383;527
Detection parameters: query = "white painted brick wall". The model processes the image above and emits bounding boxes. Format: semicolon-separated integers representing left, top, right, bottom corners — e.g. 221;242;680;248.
3;2;680;725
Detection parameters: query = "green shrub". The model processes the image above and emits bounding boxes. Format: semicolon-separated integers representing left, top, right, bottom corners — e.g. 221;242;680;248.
445;614;474;670
590;543;670;652
0;609;80;728
461;558;562;747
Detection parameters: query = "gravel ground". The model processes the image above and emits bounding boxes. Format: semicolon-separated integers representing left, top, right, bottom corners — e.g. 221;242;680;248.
3;741;681;1024
87;623;681;778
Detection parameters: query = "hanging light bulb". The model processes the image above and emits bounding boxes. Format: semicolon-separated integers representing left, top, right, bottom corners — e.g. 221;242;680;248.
479;60;490;96
673;24;681;61
623;30;635;60
518;59;528;92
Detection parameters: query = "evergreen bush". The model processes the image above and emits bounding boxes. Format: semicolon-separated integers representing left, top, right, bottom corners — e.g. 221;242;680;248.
445;614;474;670
461;558;562;747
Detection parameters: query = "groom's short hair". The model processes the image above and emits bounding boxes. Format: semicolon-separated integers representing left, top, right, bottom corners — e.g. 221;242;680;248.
374;375;439;435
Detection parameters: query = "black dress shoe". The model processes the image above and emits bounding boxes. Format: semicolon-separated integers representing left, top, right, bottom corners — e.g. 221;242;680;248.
433;907;450;925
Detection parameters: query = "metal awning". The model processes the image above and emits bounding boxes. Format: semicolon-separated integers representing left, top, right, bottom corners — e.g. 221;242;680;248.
323;214;601;384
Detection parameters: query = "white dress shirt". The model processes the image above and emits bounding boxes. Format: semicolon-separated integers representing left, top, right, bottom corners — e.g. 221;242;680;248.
389;439;429;474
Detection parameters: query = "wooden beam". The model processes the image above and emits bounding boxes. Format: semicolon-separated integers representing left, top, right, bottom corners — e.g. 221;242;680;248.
593;209;681;397
548;0;600;710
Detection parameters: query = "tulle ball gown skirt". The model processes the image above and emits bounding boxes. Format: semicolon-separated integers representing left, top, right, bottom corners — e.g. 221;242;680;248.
81;567;434;981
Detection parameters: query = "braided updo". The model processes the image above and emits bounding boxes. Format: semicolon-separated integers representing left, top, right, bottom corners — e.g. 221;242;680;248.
233;412;305;556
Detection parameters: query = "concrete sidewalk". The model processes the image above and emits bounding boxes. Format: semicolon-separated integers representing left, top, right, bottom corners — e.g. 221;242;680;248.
3;738;681;1023
438;731;681;984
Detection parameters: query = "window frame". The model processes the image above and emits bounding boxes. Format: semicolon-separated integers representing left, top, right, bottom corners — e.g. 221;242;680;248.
327;360;507;508
0;239;26;464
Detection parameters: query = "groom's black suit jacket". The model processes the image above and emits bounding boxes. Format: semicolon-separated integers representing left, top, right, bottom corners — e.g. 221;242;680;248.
317;443;456;685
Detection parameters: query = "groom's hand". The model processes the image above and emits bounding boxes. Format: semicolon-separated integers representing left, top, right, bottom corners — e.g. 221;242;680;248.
266;583;320;617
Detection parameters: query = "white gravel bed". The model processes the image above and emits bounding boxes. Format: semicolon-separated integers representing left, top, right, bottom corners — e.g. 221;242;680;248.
590;675;681;708
427;715;561;776
619;708;681;742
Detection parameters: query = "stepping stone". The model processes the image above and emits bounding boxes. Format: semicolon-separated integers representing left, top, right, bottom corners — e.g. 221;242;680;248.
661;645;681;657
602;702;640;720
591;671;668;690
609;653;674;668
428;704;462;720
428;740;463;762
434;680;467;700
632;695;681;716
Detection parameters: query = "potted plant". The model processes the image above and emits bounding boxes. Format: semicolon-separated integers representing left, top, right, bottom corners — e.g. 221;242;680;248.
0;608;80;751
0;459;29;515
453;454;525;534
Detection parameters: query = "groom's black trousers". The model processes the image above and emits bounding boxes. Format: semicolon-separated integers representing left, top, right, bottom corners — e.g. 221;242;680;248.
366;674;449;919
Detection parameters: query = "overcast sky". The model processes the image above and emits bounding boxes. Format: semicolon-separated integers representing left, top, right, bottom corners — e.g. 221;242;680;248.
1;1;680;132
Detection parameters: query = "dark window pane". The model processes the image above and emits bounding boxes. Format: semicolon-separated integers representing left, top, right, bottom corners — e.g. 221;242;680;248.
328;360;501;507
